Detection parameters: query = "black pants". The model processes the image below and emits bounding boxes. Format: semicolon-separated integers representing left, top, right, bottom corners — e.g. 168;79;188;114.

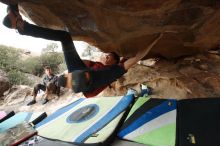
87;65;126;92
33;83;46;97
19;22;126;92
19;22;87;71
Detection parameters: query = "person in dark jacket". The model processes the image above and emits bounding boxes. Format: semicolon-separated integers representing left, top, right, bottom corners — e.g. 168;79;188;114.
27;66;59;105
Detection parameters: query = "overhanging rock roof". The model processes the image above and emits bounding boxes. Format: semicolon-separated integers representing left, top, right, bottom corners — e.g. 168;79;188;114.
16;0;220;58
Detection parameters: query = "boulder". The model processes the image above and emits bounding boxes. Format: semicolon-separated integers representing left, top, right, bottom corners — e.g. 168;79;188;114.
0;70;10;98
101;52;220;99
3;85;32;105
12;0;220;59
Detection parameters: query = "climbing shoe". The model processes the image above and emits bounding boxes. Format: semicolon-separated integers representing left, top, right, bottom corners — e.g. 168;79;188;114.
140;84;152;97
3;4;21;29
126;88;138;97
41;99;49;105
7;4;19;13
27;99;37;106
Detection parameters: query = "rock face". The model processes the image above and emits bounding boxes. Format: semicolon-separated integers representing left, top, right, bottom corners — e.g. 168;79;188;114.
3;85;32;105
16;0;220;58
101;52;220;99
0;70;10;97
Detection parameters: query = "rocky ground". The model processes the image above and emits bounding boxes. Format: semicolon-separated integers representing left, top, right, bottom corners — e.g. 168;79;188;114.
1;51;220;114
0;85;84;114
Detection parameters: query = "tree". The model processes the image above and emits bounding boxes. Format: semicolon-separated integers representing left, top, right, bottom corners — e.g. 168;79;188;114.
40;43;64;74
41;43;59;53
81;45;99;57
0;45;23;72
21;56;42;76
0;43;66;85
22;43;65;76
0;45;33;85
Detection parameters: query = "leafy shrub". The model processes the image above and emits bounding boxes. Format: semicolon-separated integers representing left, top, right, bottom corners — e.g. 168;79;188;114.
22;43;65;76
20;43;65;77
0;45;23;72
0;43;65;85
7;70;33;86
21;56;41;75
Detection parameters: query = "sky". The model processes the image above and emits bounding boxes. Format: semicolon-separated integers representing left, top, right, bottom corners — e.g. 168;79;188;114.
0;3;87;55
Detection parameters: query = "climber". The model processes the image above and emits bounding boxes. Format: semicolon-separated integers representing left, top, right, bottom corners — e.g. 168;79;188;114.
2;3;163;97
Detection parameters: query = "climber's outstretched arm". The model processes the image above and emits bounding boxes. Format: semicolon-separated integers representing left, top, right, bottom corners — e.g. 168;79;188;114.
123;33;163;70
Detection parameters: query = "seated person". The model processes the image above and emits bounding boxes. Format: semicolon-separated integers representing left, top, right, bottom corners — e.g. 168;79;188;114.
27;66;59;105
2;3;163;98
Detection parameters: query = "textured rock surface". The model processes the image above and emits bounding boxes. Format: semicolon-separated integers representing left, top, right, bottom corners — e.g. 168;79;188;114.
0;70;10;97
101;52;220;99
3;85;32;105
0;86;82;115
15;0;220;58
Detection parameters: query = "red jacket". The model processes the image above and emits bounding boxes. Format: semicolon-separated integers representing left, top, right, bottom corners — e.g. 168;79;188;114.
83;61;108;98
